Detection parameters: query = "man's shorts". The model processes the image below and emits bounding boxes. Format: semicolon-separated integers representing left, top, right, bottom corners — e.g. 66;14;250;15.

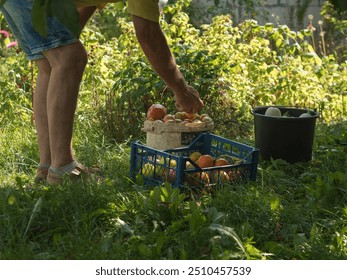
0;0;79;60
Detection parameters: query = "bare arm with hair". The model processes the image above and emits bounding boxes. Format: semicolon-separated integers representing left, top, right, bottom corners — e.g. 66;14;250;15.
132;15;203;114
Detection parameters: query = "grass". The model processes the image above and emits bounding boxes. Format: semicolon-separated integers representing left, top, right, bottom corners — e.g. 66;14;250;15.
0;119;346;260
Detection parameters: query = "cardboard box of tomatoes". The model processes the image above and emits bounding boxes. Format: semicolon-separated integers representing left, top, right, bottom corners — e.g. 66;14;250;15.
142;104;214;150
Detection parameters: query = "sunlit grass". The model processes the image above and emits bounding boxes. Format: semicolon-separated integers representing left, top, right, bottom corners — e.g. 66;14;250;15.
0;119;346;260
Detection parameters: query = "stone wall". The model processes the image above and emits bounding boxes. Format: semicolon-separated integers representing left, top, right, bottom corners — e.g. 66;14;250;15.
191;0;325;29
263;0;324;28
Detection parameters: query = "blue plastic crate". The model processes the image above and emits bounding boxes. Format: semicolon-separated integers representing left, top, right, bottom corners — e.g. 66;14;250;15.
130;133;259;189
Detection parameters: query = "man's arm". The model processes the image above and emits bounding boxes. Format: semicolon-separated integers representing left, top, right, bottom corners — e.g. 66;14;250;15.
132;15;203;114
77;6;97;28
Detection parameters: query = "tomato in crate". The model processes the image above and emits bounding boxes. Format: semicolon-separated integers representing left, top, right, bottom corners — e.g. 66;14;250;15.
130;133;259;190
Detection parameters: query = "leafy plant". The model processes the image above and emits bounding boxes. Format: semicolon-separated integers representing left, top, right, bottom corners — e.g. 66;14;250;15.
1;0;347;261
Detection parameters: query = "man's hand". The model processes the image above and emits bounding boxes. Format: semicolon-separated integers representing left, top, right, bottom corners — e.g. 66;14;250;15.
174;85;204;114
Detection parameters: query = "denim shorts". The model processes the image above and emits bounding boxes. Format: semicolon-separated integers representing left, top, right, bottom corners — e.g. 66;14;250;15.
0;0;79;60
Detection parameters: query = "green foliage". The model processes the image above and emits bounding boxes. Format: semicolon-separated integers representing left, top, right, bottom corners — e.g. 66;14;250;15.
0;57;34;127
1;0;347;260
1;15;34;127
2;1;347;141
320;1;347;61
78;1;346;142
330;0;347;12
31;0;80;37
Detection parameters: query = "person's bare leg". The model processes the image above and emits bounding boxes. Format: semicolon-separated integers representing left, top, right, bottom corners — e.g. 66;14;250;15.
32;6;96;181
43;41;88;169
43;6;96;171
33;58;52;166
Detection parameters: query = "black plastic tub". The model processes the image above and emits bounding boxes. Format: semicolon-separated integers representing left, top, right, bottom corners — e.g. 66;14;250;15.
251;106;319;163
